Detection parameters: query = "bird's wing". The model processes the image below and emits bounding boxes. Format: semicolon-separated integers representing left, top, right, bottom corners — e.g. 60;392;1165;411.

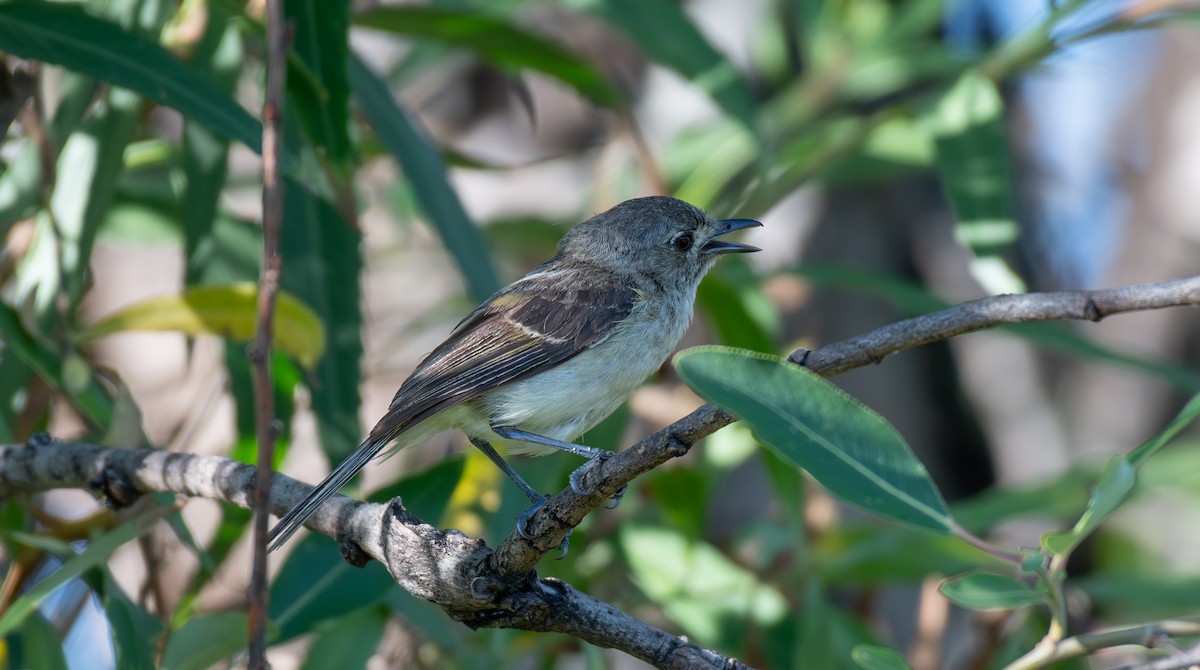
365;266;637;445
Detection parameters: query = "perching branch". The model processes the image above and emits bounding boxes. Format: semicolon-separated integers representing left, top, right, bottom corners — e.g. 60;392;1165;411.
2;275;1199;669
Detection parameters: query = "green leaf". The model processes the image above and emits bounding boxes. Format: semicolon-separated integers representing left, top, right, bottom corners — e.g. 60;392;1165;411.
852;645;913;670
1128;392;1200;467
818;524;1005;585
675;346;954;533
182;5;241;283
270;534;394;642
76;283;327;370
0;302;113;427
367;457;465;523
3;611;68;670
0;1;261;152
0;502;171;636
939;571;1045;611
287;0;354;175
619;524;787;650
589;0;757;129
98;571;163;670
299;606;387;670
354;7;622;107
348;53;500;303
161;612;249;670
931;70;1024;294
1042;455;1135;556
279;183;364;459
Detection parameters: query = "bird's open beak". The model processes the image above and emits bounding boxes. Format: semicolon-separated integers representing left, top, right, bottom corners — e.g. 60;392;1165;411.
702;218;763;254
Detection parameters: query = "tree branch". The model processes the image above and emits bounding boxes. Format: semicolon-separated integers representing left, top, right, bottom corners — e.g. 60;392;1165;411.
0;436;750;670
3;275;1198;668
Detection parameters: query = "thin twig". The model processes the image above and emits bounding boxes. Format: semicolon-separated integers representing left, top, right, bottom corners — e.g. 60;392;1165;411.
247;1;287;666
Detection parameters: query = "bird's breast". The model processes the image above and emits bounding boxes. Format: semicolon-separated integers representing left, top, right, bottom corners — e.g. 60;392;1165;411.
482;292;694;454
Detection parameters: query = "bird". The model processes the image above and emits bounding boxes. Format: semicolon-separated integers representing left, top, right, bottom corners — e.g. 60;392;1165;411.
267;195;761;553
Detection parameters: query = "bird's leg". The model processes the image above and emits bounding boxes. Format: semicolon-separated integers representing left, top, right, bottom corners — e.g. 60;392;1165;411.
468;436;570;558
489;425;627;509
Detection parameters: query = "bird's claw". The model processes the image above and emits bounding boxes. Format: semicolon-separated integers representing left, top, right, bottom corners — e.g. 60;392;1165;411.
568;454;626;510
515;496;572;559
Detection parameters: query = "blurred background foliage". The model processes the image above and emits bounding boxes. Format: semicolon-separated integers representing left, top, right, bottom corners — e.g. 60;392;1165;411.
0;0;1199;668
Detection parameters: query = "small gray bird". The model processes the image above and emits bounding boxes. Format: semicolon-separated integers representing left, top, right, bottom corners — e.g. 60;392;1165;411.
268;196;761;552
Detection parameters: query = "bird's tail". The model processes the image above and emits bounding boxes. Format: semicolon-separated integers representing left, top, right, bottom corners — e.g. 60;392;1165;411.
267;437;386;552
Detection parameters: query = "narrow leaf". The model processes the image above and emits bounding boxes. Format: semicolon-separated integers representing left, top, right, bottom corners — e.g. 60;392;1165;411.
1042;455;1135;556
675;346;954;533
287;0;354;174
0;503;171;636
852;645;913;670
161;613;249;670
299;606;387;670
1128;392;1200;467
271;534;393;642
279;182;364;458
931;70;1023;294
0;302;113;427
349;53;500;302
76;284;326;369
355;7;622;107
590;0;757;129
939;571;1045;610
0;1;261;152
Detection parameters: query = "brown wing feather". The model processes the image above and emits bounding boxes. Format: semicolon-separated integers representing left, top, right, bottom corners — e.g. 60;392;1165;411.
365;267;636;445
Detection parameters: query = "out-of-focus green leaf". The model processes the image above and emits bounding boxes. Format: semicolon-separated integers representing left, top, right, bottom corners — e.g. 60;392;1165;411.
279;183;363;459
1128;392;1200;468
0;354;32;442
675;346;954;533
0;302;112;427
299;606;387;670
182;4;241;283
288;0;354;176
939;571;1044;611
173;506;252;626
161;612;249;670
355;6;622;107
619;524;787;649
98;571;163;670
0;1;261;152
696;269;776;353
349;53;499;303
818;524;1004;585
0;500;171;636
1078;574;1200;617
589;0;757;129
76;283;327;370
0;67;95;231
270;534;394;642
3;611;68;670
368;457;466;523
852;645;913;670
1042;456;1135;556
931;70;1024;295
646;469;709;540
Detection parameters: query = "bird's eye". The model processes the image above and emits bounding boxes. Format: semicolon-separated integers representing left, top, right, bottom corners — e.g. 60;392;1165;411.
672;232;694;252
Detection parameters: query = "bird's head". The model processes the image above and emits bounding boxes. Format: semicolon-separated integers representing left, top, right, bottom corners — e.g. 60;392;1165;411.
558;196;761;290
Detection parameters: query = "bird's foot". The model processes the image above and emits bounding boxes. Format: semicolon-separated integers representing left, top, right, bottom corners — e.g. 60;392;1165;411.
515;496;571;559
568;453;627;509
